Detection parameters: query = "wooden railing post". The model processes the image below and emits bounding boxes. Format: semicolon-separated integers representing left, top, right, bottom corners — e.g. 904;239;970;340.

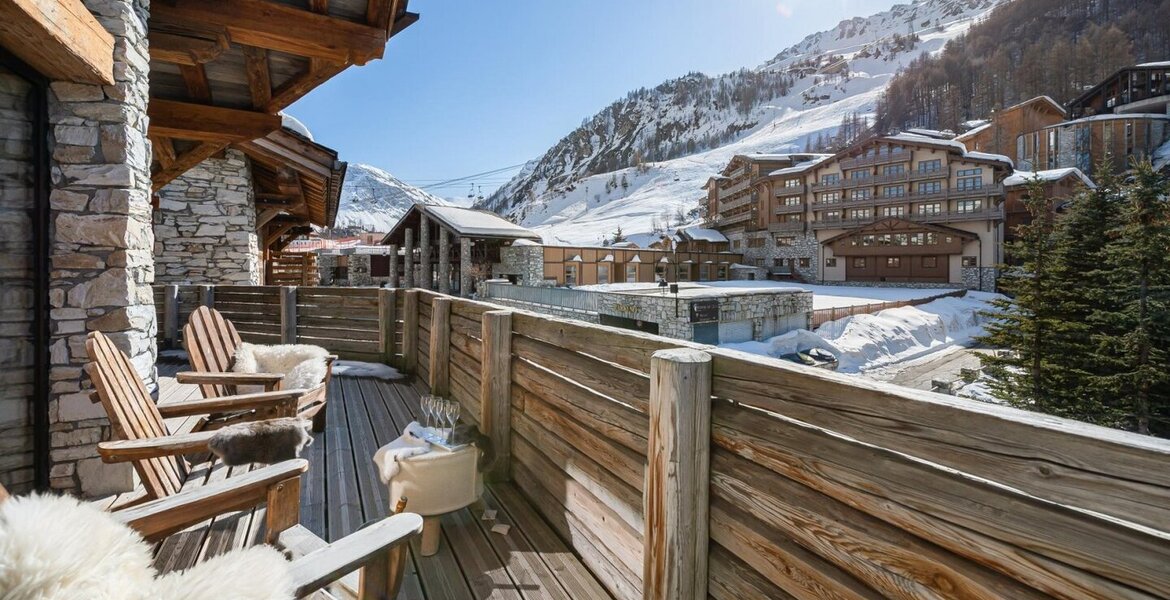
644;348;712;600
280;286;297;344
479;310;512;481
379;288;398;366
163;284;179;349
198;284;214;308
402;290;419;373
429;297;451;396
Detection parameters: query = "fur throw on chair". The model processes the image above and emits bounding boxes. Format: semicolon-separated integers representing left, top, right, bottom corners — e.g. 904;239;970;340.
0;494;293;600
209;418;313;466
232;342;329;391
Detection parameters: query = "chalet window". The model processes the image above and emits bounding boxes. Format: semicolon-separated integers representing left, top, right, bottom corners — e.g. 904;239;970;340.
917;159;941;173
860;235;875;246
881;206;905;217
826;257;837;267
782;195;802;206
748;237;766;248
849;169;871;180
853;257;866;268
886;257;901;268
823;210;842;221
626;263;638;282
799;258;810;268
849;208;872;219
893;233;909;246
819;191;841;204
882;164;905;175
784;179;801;188
731;239;740;249
926;233;939;245
956;168;983;190
677;265;690;281
882;185;905;198
821;173;840;185
655;265;666;280
962;256;978;267
564;264;578;286
850;189;872;200
370;255;390;277
917;181;942;194
922;256;938;268
1047;130;1058;169
716;265;727;279
1103;124;1114;156
957;199;982;213
597;265;609;285
788;213;802;222
775;236;796;246
918;202;942;215
1125;121;1135;156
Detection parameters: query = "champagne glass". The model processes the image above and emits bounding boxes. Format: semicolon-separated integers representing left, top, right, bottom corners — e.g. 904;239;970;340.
445;401;460;444
420;395;431;429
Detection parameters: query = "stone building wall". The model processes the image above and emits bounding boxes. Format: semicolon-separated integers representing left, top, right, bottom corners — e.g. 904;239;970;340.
46;0;155;495
726;230;819;281
154;150;259;285
497;245;546;286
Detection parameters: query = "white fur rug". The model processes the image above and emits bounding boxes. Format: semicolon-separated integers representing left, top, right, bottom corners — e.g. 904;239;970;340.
232;342;329;390
332;360;404;380
0;494;292;600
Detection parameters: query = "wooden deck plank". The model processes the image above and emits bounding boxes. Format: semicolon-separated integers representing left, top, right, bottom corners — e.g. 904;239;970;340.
472;488;577;600
443;507;524;599
324;375;362;541
343;377;390;521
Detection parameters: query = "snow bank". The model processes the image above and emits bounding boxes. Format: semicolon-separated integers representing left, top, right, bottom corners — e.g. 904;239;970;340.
723;291;1002;373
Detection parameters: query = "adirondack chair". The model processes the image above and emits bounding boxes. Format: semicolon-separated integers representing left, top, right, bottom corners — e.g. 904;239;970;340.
181;306;334;431
0;480;423;600
82;331;422;598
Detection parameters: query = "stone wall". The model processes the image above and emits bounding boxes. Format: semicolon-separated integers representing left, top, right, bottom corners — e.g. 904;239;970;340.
497;245;546;285
154;150;259;285
46;0;154;495
727;230;819;281
962;266;998;293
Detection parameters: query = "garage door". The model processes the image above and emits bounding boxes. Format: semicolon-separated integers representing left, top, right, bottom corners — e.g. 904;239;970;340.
718;320;753;344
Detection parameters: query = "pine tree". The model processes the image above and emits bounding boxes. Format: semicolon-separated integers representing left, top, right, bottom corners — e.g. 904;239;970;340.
1044;167;1125;424
1091;161;1170;435
979;179;1061;411
612;226;626;243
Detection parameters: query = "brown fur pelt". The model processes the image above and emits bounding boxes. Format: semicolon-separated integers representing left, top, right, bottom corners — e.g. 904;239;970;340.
208;418;313;466
452;423;494;471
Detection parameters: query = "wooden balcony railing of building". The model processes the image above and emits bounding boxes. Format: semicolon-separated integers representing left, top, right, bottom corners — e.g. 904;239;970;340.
715;212;752;227
266;251;319;286
773;203;805;215
767;221;805;233
152;284;1170;600
838;149;910;170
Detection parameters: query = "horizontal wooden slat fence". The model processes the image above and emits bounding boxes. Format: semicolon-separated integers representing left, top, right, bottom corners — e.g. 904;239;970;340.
810;289;967;328
150;285;1170;600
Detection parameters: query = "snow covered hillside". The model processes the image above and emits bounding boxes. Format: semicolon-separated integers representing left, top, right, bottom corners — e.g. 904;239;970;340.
333;163;449;233
479;0;1000;245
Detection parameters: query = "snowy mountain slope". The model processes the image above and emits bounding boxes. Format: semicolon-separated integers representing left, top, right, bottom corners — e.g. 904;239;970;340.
479;0;1001;245
333;163;449;232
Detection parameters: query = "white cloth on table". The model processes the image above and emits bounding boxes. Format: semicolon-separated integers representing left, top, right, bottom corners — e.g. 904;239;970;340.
372;421;431;484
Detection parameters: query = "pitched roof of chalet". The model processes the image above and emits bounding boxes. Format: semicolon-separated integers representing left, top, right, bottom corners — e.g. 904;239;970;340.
1004;168;1096;189
868;134;1014;169
675;226;728;244
821;217;979;244
379;204;541;244
238;124;346;232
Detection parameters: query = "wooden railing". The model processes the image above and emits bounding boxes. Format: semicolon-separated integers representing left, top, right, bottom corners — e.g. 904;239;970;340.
266;251;319;286
152;284;1170;600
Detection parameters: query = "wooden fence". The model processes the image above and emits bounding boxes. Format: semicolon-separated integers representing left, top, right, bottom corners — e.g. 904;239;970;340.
810;288;967;328
153;285;1170;600
266;251;319;286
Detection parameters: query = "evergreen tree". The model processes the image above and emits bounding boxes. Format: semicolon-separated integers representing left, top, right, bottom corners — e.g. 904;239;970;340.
979;179;1062;410
1045;167;1125;424
1091;161;1170;435
612;226;626;244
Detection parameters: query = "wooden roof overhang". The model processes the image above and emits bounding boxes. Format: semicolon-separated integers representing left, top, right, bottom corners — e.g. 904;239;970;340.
0;0;114;84
238;127;346;251
823;217;979;256
146;0;417;191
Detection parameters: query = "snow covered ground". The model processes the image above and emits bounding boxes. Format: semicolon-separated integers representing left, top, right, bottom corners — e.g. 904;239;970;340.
577;280;956;310
722;291;1001;373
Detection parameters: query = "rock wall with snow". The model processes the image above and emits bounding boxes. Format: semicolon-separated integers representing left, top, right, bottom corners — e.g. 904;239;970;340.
478;0;1000;246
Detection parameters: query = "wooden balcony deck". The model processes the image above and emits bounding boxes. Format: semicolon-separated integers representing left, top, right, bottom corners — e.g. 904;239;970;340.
117;363;610;600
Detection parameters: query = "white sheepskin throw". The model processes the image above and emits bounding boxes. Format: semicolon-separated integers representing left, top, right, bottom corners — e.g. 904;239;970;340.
332;360;404;380
0;494;293;600
232;342;329;391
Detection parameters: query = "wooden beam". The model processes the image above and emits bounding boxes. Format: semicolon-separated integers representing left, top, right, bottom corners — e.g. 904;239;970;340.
242;46;273;109
148;99;282;143
148;30;228;66
265;221;299;248
379;288;398;365
402;290;419;373
389;11;419;37
151;0;387;65
644;348;712;600
153;136;178;171
256;208;282;230
428;297;451;396
239;136;334;179
0;0;114;85
367;0;396;30
263;60;347;113
479;310;513;482
152;141;227;190
178;64;213;103
273;226;311;251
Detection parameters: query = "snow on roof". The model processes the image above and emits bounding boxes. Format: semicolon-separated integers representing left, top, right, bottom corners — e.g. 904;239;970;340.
1004;168;1096;189
769;155;833;176
1137;61;1170;68
964;151;1014;168
1053;113;1170;125
280;113;313;140
676;226;728;243
954;122;991;140
601;254;614;262
611;241;639;248
421;205;540;239
567;254;583;262
511;238;539;246
1001;95;1066;117
629;255;642;263
884;133;1012;167
904;128;956;140
961;119;990;129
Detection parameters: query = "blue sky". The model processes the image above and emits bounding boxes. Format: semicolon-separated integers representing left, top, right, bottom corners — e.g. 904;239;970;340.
287;0;893;196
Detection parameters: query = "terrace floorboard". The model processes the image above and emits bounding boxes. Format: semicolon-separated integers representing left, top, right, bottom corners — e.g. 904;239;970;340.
126;362;611;599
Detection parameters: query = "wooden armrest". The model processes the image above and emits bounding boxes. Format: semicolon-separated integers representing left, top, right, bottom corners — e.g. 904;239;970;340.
156;389;307;418
113;459;309;542
98;430;218;463
284;513;424;598
175;371;285;385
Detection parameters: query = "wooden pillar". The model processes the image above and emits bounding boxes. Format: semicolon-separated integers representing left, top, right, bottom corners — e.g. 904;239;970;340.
420;214;431;290
163;284;179;349
428;297;451;396
404;229;415;289
198;284;215;308
388;244;399;288
379;288;398;366
644;348;712;600
438;228;451;295
479;310;512;481
402;290;419;373
459;237;473;297
280;286;297;344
